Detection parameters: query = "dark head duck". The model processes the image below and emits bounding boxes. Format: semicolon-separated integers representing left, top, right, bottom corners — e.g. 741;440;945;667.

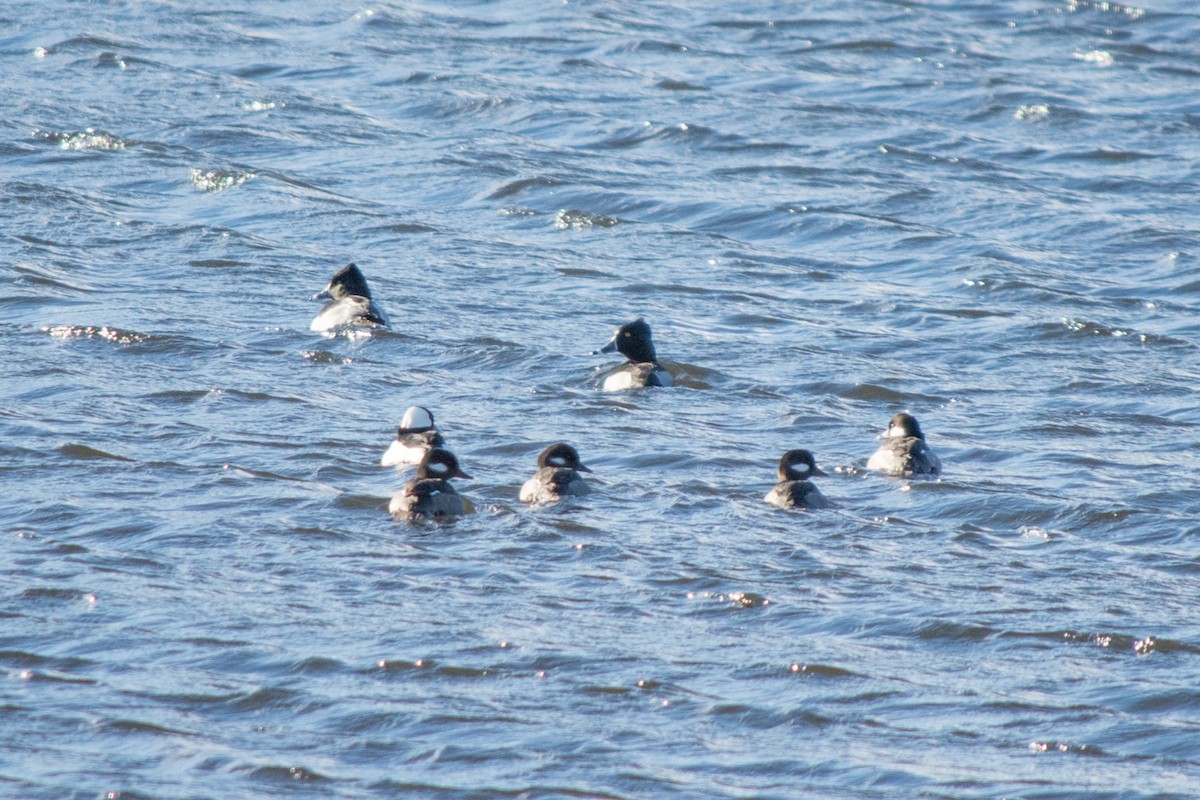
867;413;942;478
381;405;446;467
310;263;390;332
764;448;831;509
520;442;592;504
592;318;673;391
389;447;472;519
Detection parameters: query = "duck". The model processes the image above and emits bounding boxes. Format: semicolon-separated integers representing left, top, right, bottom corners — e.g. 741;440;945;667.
519;442;592;504
388;448;471;519
764;449;831;509
310;263;390;332
592;318;673;391
866;413;942;477
381;406;445;467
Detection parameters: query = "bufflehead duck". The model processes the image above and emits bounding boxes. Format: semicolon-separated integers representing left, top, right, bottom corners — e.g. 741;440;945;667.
764;449;831;509
866;413;942;477
520;442;592;504
389;448;472;519
310;263;390;332
381;406;445;467
592;318;673;391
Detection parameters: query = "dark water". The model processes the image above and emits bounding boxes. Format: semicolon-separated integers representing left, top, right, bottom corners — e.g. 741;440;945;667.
5;1;1200;797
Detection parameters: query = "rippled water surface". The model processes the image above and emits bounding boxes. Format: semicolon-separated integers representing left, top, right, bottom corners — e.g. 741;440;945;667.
5;1;1200;797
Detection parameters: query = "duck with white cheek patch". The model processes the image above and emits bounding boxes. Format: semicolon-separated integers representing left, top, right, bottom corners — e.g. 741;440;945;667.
764;449;831;510
389;448;472;520
381;406;445;467
867;413;942;478
520;443;592;505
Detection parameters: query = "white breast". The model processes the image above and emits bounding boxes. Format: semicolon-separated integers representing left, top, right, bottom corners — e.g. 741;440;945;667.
602;369;638;392
310;297;368;332
867;445;903;474
519;477;543;504
381;439;425;467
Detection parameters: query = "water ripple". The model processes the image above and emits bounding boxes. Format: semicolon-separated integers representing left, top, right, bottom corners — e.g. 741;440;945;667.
34;128;129;151
5;1;1200;797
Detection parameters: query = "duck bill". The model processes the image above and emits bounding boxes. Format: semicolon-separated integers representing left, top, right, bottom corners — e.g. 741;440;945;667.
576;464;593;473
812;466;829;477
311;288;332;301
592;336;618;356
454;468;472;480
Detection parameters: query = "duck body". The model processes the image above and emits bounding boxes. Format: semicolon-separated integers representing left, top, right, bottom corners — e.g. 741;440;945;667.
764;449;830;510
593;318;673;391
381;406;445;467
601;362;673;392
310;263;390;332
867;413;942;477
389;448;471;519
520;443;591;504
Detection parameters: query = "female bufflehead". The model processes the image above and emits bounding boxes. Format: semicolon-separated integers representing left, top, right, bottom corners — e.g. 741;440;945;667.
593;318;673;391
389;448;472;519
310;263;390;332
519;442;592;504
381;406;445;467
867;413;942;477
764;449;831;509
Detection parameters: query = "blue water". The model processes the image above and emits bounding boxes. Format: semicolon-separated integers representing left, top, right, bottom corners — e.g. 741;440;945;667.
4;1;1200;798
